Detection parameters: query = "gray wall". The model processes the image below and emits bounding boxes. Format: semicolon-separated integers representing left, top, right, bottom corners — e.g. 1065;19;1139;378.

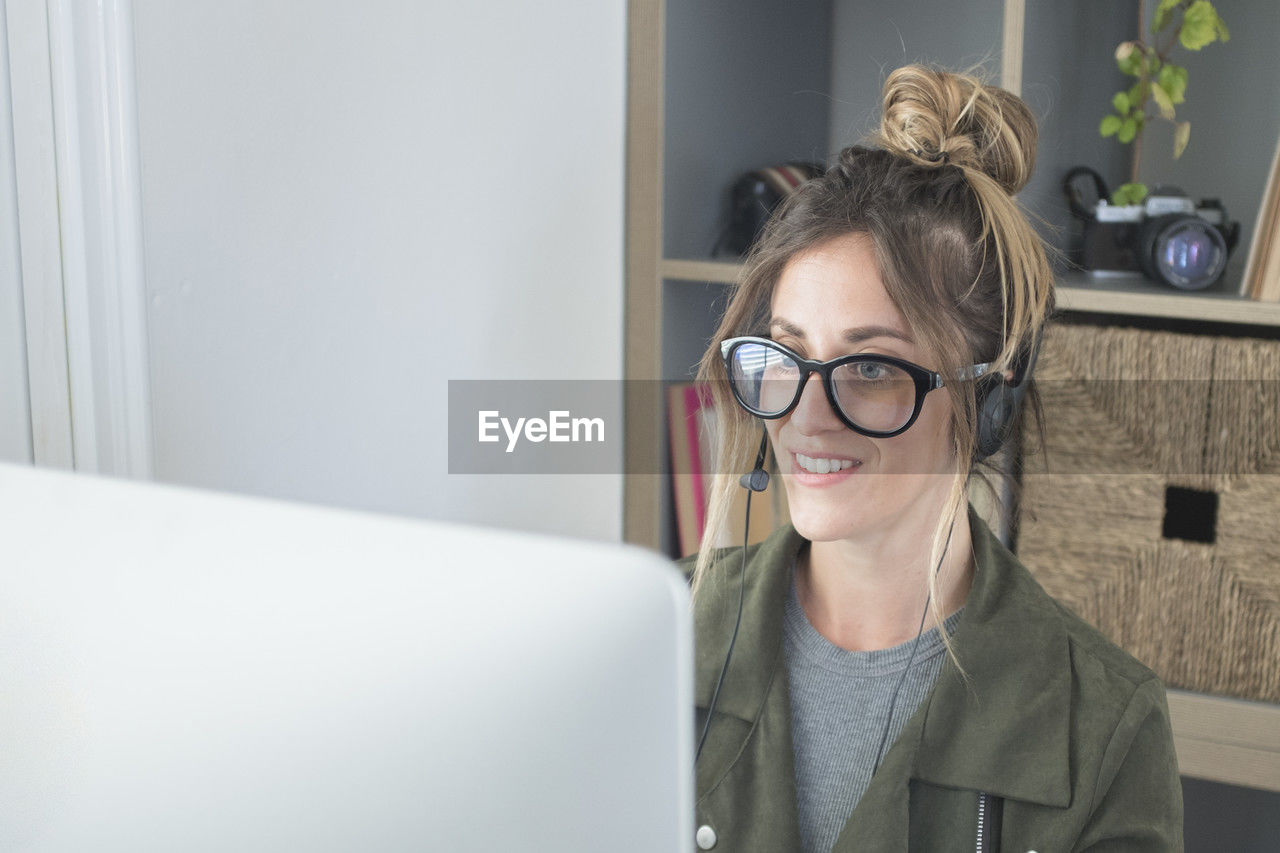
1021;1;1138;264
663;0;832;260
826;0;1006;152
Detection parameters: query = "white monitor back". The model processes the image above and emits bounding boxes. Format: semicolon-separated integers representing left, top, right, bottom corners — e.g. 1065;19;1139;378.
0;464;692;851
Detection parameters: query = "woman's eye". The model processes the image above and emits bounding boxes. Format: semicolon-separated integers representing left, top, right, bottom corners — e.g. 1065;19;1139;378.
857;362;887;380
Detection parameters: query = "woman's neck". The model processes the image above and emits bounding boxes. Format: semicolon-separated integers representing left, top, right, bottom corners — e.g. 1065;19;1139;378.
794;509;974;652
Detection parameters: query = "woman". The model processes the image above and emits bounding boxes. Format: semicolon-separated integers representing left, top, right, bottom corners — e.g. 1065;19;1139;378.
682;66;1183;852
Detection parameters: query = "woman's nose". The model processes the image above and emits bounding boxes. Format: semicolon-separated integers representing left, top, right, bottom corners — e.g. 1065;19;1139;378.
789;372;844;434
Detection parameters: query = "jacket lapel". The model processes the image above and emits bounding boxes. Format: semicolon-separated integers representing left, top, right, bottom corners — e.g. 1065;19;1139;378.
910;504;1074;808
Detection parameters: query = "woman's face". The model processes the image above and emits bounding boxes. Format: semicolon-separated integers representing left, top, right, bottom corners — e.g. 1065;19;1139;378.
764;232;958;545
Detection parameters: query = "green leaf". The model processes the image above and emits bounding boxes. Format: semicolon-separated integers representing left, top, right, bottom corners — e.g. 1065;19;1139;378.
1214;9;1230;41
1159;64;1188;103
1100;115;1123;137
1151;82;1176;120
1112;92;1130;114
1115;41;1143;76
1112;182;1150;206
1173;121;1191;158
1180;0;1220;49
1118;117;1138;144
1153;0;1181;32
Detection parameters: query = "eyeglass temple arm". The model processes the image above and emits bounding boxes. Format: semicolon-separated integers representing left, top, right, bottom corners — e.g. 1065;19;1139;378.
934;361;993;389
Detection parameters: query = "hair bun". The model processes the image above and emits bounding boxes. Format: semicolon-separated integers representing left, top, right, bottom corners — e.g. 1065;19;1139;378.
877;65;1037;195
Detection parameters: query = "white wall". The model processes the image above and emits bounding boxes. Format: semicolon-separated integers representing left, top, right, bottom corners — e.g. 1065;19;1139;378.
129;1;626;539
0;2;33;466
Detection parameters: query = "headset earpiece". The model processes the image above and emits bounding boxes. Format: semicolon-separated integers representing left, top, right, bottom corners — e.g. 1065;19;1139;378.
973;332;1041;461
975;377;1017;460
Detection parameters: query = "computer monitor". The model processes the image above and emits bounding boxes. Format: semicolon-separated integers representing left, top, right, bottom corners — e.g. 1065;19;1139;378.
0;463;692;851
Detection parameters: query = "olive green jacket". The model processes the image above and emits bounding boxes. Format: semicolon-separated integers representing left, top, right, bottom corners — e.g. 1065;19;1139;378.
681;504;1183;852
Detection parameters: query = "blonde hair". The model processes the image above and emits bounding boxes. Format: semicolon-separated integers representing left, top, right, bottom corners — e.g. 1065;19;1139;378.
691;64;1055;675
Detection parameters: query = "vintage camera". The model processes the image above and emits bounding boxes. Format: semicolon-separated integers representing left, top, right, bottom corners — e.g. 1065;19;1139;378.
1064;167;1240;290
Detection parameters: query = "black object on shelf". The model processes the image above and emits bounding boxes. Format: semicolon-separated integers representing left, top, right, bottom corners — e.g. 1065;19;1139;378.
712;162;824;258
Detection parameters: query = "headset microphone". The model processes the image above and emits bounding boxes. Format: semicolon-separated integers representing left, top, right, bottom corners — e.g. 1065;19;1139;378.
739;430;771;492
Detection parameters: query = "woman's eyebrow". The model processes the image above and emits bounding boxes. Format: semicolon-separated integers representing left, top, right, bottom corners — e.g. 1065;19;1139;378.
769;317;914;345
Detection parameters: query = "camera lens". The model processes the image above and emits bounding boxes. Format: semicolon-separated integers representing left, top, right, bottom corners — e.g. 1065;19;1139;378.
1137;214;1228;290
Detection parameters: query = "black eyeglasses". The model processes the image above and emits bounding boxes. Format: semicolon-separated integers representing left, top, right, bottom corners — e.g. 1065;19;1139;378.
720;336;993;438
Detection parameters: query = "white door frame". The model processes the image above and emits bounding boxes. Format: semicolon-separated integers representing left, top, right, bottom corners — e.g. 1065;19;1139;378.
0;0;33;465
5;0;152;476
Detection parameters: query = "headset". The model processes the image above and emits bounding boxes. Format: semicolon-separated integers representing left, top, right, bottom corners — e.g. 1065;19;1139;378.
974;331;1041;461
694;332;1041;767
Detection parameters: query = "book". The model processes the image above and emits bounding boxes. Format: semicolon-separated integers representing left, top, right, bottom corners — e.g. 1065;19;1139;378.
666;383;709;557
666;382;786;557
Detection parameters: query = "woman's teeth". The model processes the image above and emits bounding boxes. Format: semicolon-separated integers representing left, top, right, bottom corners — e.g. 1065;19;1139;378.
795;453;858;474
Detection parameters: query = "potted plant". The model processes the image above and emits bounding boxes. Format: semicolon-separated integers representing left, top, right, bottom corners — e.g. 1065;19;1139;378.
1067;0;1239;290
1098;0;1230;206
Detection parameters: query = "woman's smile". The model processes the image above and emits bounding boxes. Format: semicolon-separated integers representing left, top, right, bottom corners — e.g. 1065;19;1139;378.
790;450;862;485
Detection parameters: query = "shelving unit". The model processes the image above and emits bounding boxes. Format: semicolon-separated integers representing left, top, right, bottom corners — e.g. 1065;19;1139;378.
659;259;1280;328
1169;690;1280;792
625;0;1280;795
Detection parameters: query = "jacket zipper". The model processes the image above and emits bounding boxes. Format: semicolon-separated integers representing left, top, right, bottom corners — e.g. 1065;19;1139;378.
975;791;1002;852
976;791;987;852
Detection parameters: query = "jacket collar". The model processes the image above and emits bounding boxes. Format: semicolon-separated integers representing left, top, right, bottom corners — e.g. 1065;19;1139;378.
693;503;1073;808
910;503;1073;807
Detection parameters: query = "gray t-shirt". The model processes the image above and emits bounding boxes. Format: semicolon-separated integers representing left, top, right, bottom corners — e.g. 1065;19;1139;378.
783;562;964;853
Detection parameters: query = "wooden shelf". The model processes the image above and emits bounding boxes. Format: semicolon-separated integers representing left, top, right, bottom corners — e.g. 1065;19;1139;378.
661;259;1280;328
660;258;741;284
1056;271;1280;327
1168;690;1280;792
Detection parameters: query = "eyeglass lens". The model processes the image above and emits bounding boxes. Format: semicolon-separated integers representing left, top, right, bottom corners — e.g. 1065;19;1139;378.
729;341;917;433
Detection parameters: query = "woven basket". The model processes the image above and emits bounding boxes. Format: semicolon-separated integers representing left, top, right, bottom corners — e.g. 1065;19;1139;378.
1017;323;1280;703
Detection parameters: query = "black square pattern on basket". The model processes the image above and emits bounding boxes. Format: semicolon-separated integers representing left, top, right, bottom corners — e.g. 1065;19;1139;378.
1162;486;1219;545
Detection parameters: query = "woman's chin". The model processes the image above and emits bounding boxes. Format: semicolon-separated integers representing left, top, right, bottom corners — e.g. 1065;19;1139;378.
784;500;869;544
